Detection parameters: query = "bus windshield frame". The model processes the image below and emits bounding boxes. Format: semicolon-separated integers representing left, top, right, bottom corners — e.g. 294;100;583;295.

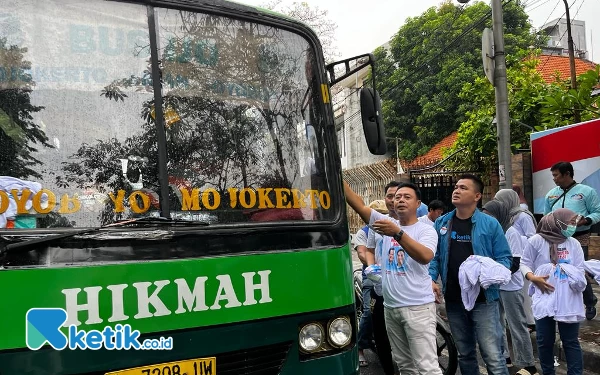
0;0;343;235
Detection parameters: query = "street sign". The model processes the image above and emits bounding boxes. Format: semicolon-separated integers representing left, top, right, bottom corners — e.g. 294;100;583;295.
482;28;495;86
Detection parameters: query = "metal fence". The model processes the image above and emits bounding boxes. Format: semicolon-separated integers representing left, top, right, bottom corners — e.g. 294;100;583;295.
410;171;482;212
342;159;398;235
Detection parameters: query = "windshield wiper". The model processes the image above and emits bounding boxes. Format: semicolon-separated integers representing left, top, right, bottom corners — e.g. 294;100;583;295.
104;216;213;227
0;216;211;254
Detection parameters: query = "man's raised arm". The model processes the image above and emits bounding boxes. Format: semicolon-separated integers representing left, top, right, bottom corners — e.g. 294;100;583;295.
343;181;372;224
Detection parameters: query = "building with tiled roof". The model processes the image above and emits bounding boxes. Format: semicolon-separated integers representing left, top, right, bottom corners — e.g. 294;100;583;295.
534;54;597;84
401;131;458;171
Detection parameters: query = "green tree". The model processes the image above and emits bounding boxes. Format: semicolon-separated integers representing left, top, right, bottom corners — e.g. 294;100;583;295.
59;12;313;223
261;0;340;62
444;49;552;174
539;65;600;128
444;49;600;176
0;38;52;179
377;0;541;160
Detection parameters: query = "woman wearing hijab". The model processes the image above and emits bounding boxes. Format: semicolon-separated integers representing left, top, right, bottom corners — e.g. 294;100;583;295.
495;189;537;238
495;188;538;330
521;208;585;375
482;200;538;375
512;185;529;210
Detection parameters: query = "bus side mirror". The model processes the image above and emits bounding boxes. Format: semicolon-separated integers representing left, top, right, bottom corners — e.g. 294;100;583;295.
360;87;386;155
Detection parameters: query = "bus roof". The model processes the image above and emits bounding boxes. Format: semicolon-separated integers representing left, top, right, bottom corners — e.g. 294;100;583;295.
179;0;316;33
149;0;322;53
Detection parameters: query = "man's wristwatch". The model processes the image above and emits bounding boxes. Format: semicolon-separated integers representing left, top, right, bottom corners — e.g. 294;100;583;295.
393;230;404;242
584;217;592;226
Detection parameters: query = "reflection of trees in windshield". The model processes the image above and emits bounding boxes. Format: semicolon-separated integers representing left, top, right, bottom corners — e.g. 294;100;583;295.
55;10;319;224
158;10;310;188
56;134;160;225
0;38;53;179
0;39;78;229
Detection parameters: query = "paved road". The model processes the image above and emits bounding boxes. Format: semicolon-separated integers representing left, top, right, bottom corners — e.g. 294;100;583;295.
357;347;597;375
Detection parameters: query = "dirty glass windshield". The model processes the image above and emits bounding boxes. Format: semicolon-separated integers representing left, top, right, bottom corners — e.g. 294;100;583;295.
0;0;335;230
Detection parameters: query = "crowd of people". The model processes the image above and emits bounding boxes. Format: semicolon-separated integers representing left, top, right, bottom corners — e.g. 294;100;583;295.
348;161;600;375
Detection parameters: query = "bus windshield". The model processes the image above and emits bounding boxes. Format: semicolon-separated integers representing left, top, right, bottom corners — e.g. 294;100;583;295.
1;0;336;230
0;3;363;373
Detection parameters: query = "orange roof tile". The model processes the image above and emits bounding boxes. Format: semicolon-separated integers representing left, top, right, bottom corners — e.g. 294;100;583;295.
534;54;597;84
402;131;458;170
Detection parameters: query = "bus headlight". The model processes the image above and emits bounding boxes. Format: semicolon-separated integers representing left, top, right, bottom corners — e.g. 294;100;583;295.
299;323;324;352
328;316;352;347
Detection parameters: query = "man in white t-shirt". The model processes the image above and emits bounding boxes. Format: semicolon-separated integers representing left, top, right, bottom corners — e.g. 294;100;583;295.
418;200;447;227
344;181;441;375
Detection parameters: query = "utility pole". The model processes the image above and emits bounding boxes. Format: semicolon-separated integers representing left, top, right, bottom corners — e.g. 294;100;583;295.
491;0;512;188
458;0;511;187
562;0;581;123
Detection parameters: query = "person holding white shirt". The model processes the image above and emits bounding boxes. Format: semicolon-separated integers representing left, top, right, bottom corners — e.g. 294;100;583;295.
344;181;441;375
430;174;512;375
482;200;537;375
521;208;585;375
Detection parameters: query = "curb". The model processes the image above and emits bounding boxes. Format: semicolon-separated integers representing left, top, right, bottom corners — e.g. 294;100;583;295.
550;283;600;371
554;339;600;371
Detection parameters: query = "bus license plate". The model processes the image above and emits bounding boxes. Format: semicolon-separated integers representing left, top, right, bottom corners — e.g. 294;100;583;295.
105;357;216;375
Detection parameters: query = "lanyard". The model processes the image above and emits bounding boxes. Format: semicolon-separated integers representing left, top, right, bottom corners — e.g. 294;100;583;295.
551;182;577;209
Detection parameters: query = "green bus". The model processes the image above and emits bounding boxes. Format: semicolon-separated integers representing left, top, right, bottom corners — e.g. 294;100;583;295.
0;0;386;374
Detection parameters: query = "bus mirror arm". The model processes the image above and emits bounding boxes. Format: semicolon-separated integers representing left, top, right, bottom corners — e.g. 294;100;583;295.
325;53;374;86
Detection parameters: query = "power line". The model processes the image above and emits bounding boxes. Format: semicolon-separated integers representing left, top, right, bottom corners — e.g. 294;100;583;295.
332;3;469;108
539;0;562;29
336;0;513;133
380;1;513;99
537;0;578;73
527;0;554;12
376;2;468;80
524;0;547;8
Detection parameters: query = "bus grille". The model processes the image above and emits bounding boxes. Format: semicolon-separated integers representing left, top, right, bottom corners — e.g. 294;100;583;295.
217;341;292;375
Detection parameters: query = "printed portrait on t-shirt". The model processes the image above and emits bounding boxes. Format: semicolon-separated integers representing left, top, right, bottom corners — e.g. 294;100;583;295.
554;265;569;281
374;236;384;267
396;249;405;267
387;248;395;268
396;249;406;273
554;244;572;280
385;238;407;274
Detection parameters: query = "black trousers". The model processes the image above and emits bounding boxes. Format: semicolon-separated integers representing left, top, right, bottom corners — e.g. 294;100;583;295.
370;290;396;375
582;245;598;308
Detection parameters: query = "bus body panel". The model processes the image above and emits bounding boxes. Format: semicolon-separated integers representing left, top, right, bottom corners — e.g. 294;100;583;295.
1;245;353;351
0;304;358;374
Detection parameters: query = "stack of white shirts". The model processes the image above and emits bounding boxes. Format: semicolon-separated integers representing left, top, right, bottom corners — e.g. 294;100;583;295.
528;262;586;322
584;259;600;284
458;255;512;311
528;263;556;320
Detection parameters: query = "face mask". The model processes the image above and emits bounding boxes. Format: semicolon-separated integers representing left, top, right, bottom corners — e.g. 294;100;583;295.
561;224;577;238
